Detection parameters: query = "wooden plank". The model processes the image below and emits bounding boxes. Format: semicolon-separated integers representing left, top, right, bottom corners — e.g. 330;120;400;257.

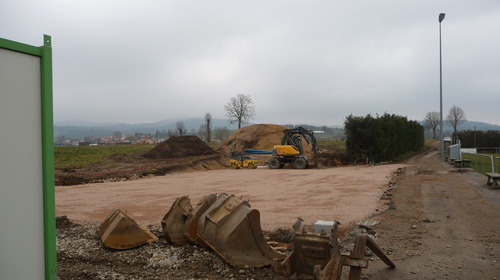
366;236;396;268
348;235;367;280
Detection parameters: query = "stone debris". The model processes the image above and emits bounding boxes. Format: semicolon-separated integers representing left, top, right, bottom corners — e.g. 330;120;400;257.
57;218;281;279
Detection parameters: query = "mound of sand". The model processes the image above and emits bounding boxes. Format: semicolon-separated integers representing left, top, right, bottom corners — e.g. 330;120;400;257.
144;135;217;159
215;124;289;154
215;123;314;156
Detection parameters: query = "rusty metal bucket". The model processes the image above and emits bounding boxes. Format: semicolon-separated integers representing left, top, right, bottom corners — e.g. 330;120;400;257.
161;196;193;245
196;193;285;267
97;209;158;250
183;193;217;246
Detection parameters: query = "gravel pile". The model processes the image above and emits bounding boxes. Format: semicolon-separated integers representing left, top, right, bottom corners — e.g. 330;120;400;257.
56;217;281;280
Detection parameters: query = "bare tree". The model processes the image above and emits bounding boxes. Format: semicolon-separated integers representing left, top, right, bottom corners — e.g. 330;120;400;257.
205;113;212;143
176;121;186;136
446;105;466;142
424;112;440;139
224;94;255;129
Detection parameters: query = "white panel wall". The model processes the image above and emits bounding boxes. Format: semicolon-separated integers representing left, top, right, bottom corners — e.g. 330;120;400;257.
0;48;45;279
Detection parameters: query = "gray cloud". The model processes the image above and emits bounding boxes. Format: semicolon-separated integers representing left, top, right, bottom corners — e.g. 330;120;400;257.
2;0;499;126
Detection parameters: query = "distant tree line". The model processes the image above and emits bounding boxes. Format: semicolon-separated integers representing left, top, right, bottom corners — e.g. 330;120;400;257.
424;105;466;141
54;125;232;145
345;113;424;162
456;130;500;149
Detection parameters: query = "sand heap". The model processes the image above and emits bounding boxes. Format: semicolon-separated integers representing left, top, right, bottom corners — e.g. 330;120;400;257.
215;124;313;155
215;124;288;154
144;135;217;159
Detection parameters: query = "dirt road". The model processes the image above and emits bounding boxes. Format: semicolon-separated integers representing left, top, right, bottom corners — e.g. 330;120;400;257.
364;150;500;279
56;164;404;231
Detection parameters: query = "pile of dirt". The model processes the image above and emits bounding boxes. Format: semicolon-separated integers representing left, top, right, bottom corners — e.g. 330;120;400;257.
215;124;287;154
215;124;320;167
216;124;292;154
144;135;217;159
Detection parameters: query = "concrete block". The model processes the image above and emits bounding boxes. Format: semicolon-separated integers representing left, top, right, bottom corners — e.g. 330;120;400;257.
313;220;336;234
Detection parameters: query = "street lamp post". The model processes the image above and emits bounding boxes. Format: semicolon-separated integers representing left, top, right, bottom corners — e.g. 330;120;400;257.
439;13;445;159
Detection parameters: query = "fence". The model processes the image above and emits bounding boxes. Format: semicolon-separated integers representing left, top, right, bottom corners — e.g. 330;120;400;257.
461;153;500;174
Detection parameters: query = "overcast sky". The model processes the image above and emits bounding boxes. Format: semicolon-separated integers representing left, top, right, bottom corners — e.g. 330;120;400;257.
2;1;499;126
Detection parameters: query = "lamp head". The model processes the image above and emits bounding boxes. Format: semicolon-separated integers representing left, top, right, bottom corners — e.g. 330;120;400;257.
439;13;446;22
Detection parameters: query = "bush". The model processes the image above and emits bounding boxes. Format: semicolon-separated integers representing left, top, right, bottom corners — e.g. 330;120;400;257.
344;113;424;162
456;130;500;149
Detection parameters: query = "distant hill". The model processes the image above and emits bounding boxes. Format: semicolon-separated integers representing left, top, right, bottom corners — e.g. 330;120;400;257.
54;118;498;140
54;118;241;140
419;120;500;133
455;120;500;131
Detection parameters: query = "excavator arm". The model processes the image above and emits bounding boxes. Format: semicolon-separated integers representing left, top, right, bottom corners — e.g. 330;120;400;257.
281;127;320;159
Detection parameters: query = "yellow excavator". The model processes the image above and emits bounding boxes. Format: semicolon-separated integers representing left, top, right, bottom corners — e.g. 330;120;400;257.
268;127;320;169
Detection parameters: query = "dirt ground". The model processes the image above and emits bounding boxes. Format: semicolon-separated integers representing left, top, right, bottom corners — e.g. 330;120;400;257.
362;149;500;279
56;163;403;230
56;148;500;279
55;154;228;186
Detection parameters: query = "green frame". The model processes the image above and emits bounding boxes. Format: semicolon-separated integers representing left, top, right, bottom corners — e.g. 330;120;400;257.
0;35;56;279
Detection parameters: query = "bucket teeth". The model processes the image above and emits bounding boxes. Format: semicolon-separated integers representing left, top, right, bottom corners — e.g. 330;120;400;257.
97;209;158;250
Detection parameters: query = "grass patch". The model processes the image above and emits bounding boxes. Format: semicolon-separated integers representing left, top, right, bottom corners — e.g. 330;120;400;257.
461;153;500;174
318;139;346;152
54;145;155;168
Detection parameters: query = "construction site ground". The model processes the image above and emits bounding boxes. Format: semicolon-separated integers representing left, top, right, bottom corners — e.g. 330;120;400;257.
56;148;500;279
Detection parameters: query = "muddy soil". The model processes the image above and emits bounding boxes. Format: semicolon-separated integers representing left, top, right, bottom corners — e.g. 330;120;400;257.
55;154;228;186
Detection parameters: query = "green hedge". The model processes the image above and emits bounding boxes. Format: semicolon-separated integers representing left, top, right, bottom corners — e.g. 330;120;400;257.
344;113;424;161
456;130;500;148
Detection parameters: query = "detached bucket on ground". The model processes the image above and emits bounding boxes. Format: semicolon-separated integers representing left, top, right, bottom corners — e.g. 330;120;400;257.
98;209;158;250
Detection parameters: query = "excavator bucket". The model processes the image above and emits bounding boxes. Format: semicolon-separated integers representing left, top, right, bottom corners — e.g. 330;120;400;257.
161;196;193;245
196;193;285;267
97;209;158;250
183;193;217;246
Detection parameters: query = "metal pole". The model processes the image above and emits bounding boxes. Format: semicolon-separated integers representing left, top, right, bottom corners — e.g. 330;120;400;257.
439;13;446;158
